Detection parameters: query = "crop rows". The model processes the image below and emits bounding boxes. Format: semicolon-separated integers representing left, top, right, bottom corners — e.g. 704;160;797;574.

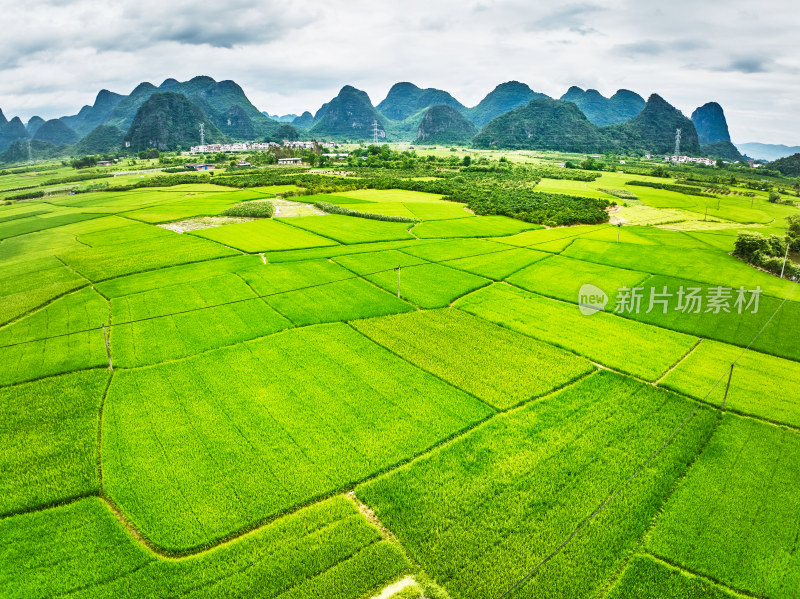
353;309;593;409
278;214;416;244
660;339;800;428
0;288;110;386
102;323;492;550
646;415;800;598
188;218;336;253
0;496;409;599
0;370;111;515
456;284;699;381
356;371;716;599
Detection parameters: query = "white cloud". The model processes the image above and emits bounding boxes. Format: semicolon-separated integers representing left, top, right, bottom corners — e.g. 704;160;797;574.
0;0;797;144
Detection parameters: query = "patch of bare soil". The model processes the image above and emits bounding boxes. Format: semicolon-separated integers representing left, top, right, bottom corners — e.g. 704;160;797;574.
274;198;327;217
157;216;255;233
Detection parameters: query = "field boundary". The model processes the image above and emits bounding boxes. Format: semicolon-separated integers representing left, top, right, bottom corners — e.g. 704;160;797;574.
96;372;114;494
642;551;759;598
655;337;704;385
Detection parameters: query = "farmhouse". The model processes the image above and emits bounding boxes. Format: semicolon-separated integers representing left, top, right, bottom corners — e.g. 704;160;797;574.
184;163;215;171
277;157;302;165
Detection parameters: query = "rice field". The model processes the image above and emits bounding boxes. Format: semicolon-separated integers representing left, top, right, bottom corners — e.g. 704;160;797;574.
2;172;798;599
102;324;492;551
277;214;416;244
659;339;800;427
0;496;409;598
646;415;800;598
356;372;717;599
188;218;337;252
412;215;543;238
456;284;699;381
352;309;594;409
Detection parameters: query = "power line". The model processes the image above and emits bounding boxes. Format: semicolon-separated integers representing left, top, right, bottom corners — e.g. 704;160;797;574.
0;223;612;350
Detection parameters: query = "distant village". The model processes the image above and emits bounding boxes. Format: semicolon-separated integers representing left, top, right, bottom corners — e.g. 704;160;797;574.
182;140;349;170
187;141;338;153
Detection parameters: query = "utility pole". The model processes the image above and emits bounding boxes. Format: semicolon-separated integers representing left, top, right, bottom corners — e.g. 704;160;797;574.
397;265;401;298
617;223;621;243
721;364;734;409
780;242;790;278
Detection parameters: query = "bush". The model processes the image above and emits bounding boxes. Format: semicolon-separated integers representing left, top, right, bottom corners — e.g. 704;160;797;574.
626;180;716;197
734;231;797;278
221;200;275;218
3;190;45;201
315;201;417;223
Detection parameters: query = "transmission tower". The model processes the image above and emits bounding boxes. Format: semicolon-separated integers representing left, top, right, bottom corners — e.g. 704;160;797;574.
372;120;379;145
199;123;205;147
673;128;682;161
27;138;33;164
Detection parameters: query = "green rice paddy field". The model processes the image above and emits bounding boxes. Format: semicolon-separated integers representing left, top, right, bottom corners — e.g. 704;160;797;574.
1;170;799;599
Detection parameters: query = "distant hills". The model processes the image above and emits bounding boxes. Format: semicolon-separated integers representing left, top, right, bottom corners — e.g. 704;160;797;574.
473;98;607;152
309;85;387;141
34;119;79;146
0;111;28;151
125;92;224;152
766;153;800;176
474;94;703;155
690;102;746;163
416;105;476;145
607;94;701;155
736;142;800;162
560;87;646;126
464;81;548;128
377;82;465;121
0;75;789;164
0;76;293;161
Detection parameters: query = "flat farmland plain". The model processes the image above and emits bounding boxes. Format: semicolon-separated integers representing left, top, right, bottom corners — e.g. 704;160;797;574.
1;173;798;599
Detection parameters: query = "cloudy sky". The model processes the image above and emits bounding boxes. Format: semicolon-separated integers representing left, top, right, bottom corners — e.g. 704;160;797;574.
1;0;798;144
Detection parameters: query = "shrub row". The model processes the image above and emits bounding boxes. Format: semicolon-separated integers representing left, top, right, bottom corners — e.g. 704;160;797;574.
599;187;639;200
315;201;417;223
2;190;45;201
626;180;716;197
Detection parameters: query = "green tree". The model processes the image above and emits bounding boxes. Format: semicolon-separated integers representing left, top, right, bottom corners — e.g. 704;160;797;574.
787;215;800;251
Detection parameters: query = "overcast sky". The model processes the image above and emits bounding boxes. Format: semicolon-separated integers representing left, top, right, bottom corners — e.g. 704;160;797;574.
1;0;798;144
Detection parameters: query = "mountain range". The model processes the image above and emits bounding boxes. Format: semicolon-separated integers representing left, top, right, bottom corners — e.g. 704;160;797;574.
735;142;800;162
0;75;772;163
559;87;646;126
